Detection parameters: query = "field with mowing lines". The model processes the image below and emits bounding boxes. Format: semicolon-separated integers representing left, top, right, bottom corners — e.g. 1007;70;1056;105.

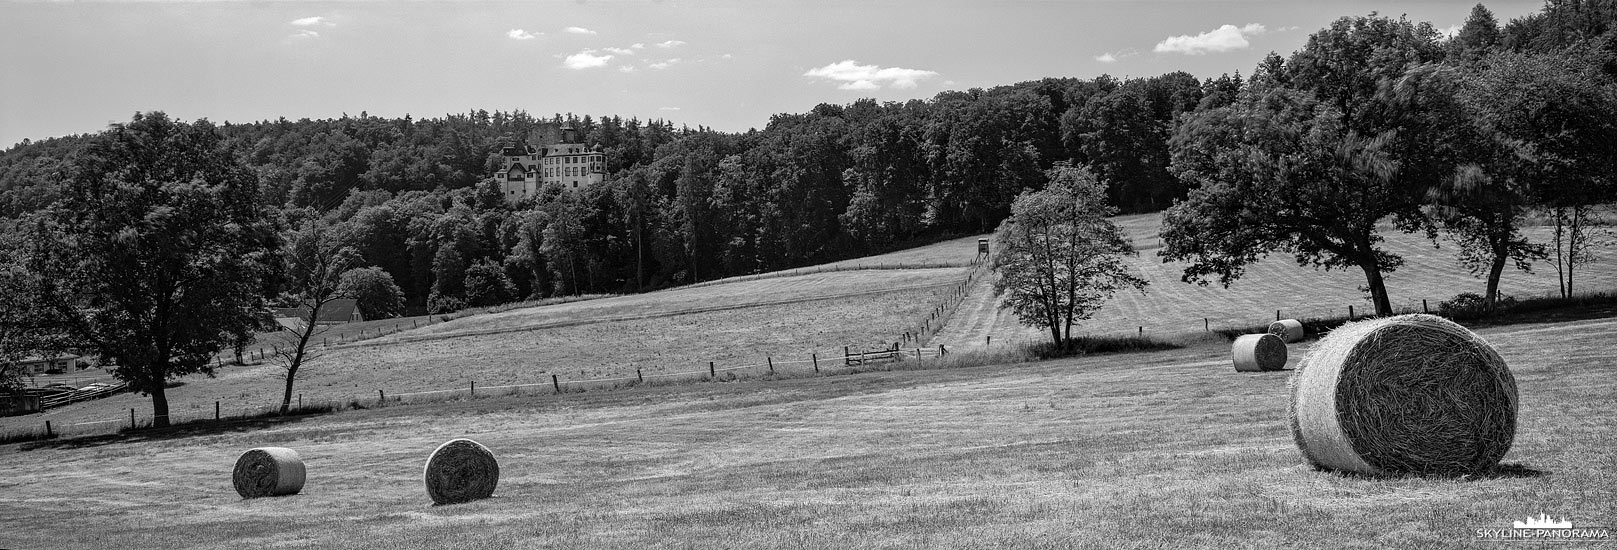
935;212;1617;349
3;314;1612;549
393;267;965;341
2;274;962;431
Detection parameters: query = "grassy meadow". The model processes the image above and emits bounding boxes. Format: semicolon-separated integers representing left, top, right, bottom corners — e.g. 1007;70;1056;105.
3;313;1613;549
934;212;1617;349
2;267;968;432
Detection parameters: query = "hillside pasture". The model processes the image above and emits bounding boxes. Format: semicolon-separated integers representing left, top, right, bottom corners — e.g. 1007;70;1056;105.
390;267;966;342
936;212;1617;349
2;315;1612;549
2;279;958;432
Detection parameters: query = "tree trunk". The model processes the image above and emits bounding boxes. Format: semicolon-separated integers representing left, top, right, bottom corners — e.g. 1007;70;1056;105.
1359;260;1393;317
150;383;170;428
1483;249;1507;310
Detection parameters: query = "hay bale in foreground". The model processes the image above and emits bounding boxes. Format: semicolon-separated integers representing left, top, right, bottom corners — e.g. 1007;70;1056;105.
1269;319;1306;343
424;438;499;505
1288;314;1517;476
1232;333;1287;372
233;447;306;498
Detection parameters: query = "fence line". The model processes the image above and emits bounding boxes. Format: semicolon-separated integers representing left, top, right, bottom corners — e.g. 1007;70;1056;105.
6;343;957;442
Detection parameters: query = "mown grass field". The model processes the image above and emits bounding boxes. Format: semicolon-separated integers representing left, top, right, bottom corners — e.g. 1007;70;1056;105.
936;212;1617;349
3;313;1612;549
1;267;968;432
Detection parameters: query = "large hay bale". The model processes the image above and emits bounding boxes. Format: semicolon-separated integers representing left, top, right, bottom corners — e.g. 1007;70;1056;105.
1269;319;1306;343
233;447;306;498
1288;314;1517;476
1232;333;1287;372
424;438;499;505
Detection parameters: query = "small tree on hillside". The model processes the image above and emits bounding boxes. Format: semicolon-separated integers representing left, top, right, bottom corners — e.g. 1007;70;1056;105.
338;267;406;320
273;212;361;414
992;164;1148;347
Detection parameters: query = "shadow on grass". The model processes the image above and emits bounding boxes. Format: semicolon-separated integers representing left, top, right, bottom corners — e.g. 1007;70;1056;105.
1312;462;1547;481
14;406;339;452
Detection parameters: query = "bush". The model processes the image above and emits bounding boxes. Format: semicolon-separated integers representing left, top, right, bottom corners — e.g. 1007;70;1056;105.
1439;292;1517;319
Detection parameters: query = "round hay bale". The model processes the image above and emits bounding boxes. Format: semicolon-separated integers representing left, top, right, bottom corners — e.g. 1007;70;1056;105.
233;447;306;498
1269;319;1306;343
1288;314;1517;476
424;438;499;505
1232;333;1287;372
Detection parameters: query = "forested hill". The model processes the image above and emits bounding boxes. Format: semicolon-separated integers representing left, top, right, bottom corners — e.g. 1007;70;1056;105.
2;0;1612;315
0;73;1213;311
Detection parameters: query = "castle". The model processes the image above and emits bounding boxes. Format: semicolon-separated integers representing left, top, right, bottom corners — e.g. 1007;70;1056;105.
496;124;605;202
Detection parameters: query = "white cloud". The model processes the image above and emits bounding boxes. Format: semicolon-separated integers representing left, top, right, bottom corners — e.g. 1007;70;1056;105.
507;29;538;40
658;106;682;111
604;47;635;55
291;16;332;27
649;58;681;70
565;26;597;35
563;50;613;69
1095;52;1117;63
1439;24;1463;38
803;60;940;90
631;43;645;49
721;53;733;59
656;40;686;48
618;66;637;73
290;29;320;39
1154;23;1267;55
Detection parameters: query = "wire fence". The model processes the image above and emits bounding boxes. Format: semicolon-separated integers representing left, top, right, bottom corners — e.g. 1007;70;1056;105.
5;344;960;442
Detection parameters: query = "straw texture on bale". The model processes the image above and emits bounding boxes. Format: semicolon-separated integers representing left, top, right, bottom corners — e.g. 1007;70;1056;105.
1232;333;1287;372
424;438;499;505
233;447;306;498
1288;314;1517;476
1269;319;1306;343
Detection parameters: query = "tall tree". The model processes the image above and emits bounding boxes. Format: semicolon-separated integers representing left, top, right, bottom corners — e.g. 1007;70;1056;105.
1448;4;1504;63
1466;46;1617;297
1163;88;1414;316
992;164;1147;346
31;112;283;427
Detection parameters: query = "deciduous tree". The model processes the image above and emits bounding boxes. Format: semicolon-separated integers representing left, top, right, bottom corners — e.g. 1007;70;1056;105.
992;164;1146;347
32;112;283;427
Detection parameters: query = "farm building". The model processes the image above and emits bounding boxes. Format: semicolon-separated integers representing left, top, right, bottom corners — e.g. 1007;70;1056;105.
273;299;364;331
495;124;606;202
10;354;82;376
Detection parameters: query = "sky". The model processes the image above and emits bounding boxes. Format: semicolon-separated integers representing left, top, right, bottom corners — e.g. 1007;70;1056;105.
0;0;1547;148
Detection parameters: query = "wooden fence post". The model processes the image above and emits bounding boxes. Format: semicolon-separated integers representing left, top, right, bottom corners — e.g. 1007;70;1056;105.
130;408;135;429
1138;326;1143;338
767;356;774;375
637;368;643;383
45;420;52;438
378;389;385;403
812;353;819;373
552;374;560;393
471;380;475;396
1276;309;1281;321
1349;305;1355;320
1205;318;1209;332
938;344;945;357
298;394;302;408
215;401;220;421
1423;299;1429;314
709;361;716;378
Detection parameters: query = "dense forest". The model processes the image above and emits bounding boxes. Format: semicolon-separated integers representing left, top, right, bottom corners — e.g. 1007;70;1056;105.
2;1;1613;317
